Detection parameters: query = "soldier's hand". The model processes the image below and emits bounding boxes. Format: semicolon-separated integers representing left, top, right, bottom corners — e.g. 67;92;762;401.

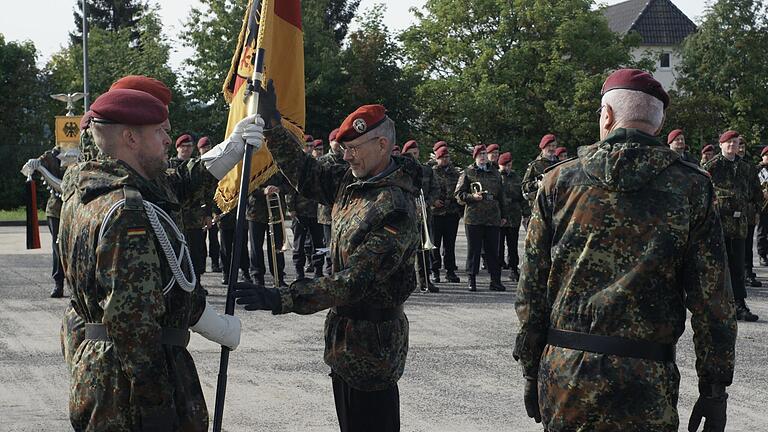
234;283;282;313
256;79;281;127
524;378;541;423
688;384;727;432
471;192;483;202
23;158;41;173
500;218;507;226
229;114;265;150
263;185;279;195
434;199;445;208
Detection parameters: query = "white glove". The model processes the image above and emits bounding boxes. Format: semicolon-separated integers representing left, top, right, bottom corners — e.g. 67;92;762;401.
21;159;41;176
231;114;265;149
190;301;242;350
202;114;265;179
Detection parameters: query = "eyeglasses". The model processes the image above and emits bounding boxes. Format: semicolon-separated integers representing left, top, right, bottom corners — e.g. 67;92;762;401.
339;137;379;157
595;105;605;117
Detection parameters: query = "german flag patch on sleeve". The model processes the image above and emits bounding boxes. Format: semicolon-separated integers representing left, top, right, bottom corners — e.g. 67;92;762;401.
127;227;147;237
383;225;399;235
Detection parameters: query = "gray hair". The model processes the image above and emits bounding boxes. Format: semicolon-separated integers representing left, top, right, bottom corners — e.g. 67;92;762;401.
376;117;396;152
601;89;664;131
90;123;127;156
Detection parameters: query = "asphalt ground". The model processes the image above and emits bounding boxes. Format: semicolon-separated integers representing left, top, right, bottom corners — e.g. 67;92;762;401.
0;224;766;431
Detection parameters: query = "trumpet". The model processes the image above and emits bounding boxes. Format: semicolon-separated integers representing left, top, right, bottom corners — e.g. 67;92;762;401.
266;191;293;287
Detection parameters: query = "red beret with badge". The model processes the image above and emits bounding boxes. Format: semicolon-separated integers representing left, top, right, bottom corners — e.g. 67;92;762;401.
486;144;499;153
435;146;449;159
176;134;193;148
498;152;512;166
402;140;418;153
197;136;211;150
701;144;715;155
337;104;388;143
601;68;669;108
433;141;447;152
81;88;168;130
667;129;684;144
719;130;739;143
539;134;556;149
110;75;172;106
472;144;486;159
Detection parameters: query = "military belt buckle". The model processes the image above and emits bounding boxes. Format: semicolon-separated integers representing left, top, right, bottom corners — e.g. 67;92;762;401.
733;211;741;218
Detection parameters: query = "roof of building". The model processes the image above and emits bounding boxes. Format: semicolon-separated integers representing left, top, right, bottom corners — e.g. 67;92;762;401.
603;0;697;46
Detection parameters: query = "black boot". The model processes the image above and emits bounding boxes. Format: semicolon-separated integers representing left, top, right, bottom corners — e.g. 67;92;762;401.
432;270;441;283
314;265;324;278
746;274;762;287
240;270;253;284
50;281;64;298
221;271;229;285
468;274;477;292
510;268;520;282
211;260;222;273
489;276;506;291
736;300;759;322
760;256;768;266
446;271;460;283
296;267;305;280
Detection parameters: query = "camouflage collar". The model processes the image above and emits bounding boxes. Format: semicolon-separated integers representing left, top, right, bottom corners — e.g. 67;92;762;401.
602;128;662;147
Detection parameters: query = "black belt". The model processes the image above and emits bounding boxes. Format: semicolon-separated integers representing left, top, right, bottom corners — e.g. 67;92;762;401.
333;305;403;322
85;323;190;347
547;328;675;362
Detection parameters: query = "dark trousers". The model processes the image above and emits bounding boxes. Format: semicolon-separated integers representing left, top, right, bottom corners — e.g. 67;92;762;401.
292;216;325;273
323;223;332;274
220;226;250;276
725;236;747;301
758;211;768;259
248;220;285;280
332;373;400;432
465;224;501;278
185;229;206;276
745;224;756;275
207;225;221;265
430;214;460;272
48;217;64;286
498;225;521;270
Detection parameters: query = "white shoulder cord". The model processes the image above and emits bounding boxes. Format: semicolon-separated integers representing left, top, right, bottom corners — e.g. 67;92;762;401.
99;199;197;295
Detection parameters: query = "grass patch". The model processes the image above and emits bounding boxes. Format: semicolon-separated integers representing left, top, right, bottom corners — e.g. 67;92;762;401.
0;207;47;222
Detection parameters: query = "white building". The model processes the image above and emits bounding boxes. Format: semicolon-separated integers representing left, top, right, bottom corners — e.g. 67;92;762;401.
603;0;697;90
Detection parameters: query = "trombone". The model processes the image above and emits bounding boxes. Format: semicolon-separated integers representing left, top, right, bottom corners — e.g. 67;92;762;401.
266;191;293;287
416;189;436;291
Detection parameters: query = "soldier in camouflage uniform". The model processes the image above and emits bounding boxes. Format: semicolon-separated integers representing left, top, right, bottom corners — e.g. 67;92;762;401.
486;143;500;169
197;137;223;273
317;128;347;274
738;137;763;288
234;95;421;432
247;172;291;286
496;152;529;282
430;145;462;283
757;146;768;266
515;69;737;432
287;181;324;279
667;129;699;165
59;88;242;431
402;139;440;292
522;134;559;206
700;144;715;165
455;144;508;292
704;130;760;321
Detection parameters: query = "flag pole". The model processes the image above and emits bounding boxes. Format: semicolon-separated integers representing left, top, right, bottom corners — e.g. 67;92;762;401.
82;0;89;111
212;45;266;432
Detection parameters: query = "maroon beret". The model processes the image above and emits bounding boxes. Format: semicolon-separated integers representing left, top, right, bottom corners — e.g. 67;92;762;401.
304;134;314;143
81;89;168;130
433;141;447;152
497;152;512;166
435;146;449;159
667;129;684;144
337;104;387;143
176;134;193;148
312;139;323;149
392;145;400;153
110;75;172;106
197;136;211;149
761;146;768;157
701;144;715;155
402;140;418;153
472;144;486;159
486;143;499;153
719;130;739;143
554;147;568;157
601;68;669;108
329;128;339;142
539;134;556;149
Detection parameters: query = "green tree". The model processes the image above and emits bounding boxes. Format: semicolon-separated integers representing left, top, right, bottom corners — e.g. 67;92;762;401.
70;0;148;45
0;35;55;209
672;0;768;147
401;0;642;168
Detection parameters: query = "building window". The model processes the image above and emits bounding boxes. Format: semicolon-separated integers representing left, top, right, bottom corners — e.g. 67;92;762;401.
660;52;671;69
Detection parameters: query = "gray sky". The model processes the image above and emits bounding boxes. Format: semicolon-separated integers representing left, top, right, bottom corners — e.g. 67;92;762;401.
1;0;709;73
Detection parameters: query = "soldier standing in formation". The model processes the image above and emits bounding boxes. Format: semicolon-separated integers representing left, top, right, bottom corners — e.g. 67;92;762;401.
430;144;462;284
515;68;736;432
246;173;290;287
739;136;763;288
197;136;223;273
455;144;507;292
287;173;324;279
757;146;768;266
59;88;243;431
703;130;760;321
700;144;715;165
496;152;529;282
554;147;568;161
318;128;347;275
486;143;500;168
667;129;699;165
402;139;439;292
521;134;559;206
234;85;421;432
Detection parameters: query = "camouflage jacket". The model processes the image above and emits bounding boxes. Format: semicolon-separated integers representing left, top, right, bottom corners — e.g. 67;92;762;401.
521;154;558;204
514;129;736;431
168;157;218;230
499;169;530;227
703;154;753;239
264;125;421;391
37;148;65;218
431;163;463;216
679;150;700;165
316;150;347;224
287;191;318;219
246;172;290;224
743;159;762;224
59;155;208;432
455;163;508;226
759;163;768;213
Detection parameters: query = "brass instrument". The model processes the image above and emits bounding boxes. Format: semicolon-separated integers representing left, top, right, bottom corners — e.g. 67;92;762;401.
266;192;293;287
470;181;486;195
416;189;436;292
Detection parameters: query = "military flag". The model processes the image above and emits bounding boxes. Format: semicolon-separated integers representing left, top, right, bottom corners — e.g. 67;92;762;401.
214;0;305;213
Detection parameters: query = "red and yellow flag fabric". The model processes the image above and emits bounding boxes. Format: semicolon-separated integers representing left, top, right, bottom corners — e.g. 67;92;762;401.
215;0;305;213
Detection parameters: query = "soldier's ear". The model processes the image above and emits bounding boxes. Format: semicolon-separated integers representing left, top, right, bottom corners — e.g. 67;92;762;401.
655;112;667;136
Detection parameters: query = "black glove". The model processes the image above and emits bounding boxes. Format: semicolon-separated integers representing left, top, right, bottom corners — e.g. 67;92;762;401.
255;79;281;127
688;383;727;432
524;378;541;423
233;282;282;313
